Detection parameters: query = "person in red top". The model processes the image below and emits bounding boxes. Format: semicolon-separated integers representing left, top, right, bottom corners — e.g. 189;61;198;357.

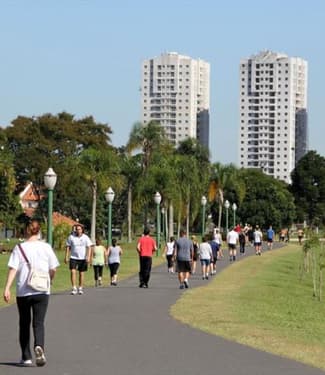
235;223;242;233
137;227;157;288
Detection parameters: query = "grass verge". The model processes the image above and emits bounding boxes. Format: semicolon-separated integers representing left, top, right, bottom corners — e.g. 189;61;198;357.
170;244;325;370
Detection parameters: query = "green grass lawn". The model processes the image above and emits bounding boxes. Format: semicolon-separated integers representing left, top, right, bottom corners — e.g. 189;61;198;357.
0;241;164;308
171;244;325;370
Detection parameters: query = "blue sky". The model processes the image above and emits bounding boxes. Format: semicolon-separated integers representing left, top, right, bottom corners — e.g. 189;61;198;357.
1;0;324;163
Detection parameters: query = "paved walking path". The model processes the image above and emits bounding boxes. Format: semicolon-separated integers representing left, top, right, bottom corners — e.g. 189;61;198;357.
1;244;324;375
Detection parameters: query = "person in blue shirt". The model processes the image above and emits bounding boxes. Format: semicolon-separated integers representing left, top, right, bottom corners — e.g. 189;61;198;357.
266;225;275;250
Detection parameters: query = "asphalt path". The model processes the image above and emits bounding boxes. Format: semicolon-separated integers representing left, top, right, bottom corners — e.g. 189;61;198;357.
1;242;324;375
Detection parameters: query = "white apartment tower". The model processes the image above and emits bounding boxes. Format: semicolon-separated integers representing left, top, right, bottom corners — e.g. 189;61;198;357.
141;52;210;148
239;50;308;183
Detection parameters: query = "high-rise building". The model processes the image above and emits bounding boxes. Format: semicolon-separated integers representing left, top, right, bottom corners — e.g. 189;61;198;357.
239;50;308;183
141;52;210;149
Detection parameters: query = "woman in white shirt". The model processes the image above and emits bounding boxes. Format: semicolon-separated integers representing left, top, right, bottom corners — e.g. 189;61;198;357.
3;220;59;367
199;236;213;280
107;238;123;286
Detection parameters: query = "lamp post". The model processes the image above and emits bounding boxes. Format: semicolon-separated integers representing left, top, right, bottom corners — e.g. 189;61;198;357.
44;168;57;247
154;192;162;255
201;195;207;238
225;199;230;233
161;207;165;243
232;203;237;228
105;187;115;247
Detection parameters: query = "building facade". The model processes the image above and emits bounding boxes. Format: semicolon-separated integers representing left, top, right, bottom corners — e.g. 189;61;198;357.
141;52;210;149
239;50;308;183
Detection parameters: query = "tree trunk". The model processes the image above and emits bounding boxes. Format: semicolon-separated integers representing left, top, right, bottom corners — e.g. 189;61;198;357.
218;202;223;230
186;201;190;236
127;184;132;243
168;202;174;239
90;180;97;244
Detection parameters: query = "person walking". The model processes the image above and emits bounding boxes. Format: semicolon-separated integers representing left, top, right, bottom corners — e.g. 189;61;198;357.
254;225;263;255
266;225;275;250
213;228;223;259
107;238;123;286
297;228;304;245
239;229;246;254
200;236;213;280
3;219;59;367
227;227;239;262
173;229;193;289
137;227;157;288
163;236;175;273
65;224;92;295
191;235;199;274
209;237;218;275
91;238;107;287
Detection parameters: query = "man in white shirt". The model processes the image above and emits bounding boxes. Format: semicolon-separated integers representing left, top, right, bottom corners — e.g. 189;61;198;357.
65;224;92;295
227;227;239;262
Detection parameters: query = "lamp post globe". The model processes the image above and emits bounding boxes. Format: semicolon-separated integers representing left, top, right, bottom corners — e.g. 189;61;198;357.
44;168;57;247
105;187;115;247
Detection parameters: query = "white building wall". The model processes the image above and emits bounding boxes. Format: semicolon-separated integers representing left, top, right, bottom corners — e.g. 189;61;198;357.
239;51;308;184
141;52;210;148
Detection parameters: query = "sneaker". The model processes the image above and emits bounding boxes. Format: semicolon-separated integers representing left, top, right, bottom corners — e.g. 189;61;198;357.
98;278;102;286
139;283;144;288
184;280;189;289
179;284;185;289
143;284;148;288
71;287;77;295
19;359;32;366
78;287;84;295
34;346;46;367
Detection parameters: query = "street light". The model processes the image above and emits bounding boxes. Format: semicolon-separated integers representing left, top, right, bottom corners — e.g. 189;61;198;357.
105;187;115;247
232;203;237;228
154;192;162;255
224;199;230;233
44;168;57;246
161;207;166;243
201;195;207;238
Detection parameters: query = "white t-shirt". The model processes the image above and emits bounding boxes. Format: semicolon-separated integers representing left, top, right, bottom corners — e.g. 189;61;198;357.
199;242;212;260
214;233;222;245
66;233;92;260
108;246;122;264
165;241;175;255
227;230;239;245
8;241;60;297
254;230;263;243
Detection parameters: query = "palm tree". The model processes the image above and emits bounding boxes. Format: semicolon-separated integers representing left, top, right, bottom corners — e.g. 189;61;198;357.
126;121;172;227
208;163;238;230
76;147;121;243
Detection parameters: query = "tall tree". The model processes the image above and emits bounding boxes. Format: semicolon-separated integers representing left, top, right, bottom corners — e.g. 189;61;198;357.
239;168;295;230
68;147;121;243
290;151;325;226
208;163;238;230
4;112;112;191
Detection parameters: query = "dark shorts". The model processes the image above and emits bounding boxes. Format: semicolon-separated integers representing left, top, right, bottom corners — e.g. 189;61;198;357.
267;238;273;243
70;259;88;272
200;259;210;267
177;260;191;273
254;242;262;247
211;256;218;264
228;244;236;250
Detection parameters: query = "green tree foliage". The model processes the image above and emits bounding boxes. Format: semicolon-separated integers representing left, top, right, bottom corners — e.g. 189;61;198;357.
290;151;325;225
4;112;113;190
0;143;22;230
238;169;295;230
